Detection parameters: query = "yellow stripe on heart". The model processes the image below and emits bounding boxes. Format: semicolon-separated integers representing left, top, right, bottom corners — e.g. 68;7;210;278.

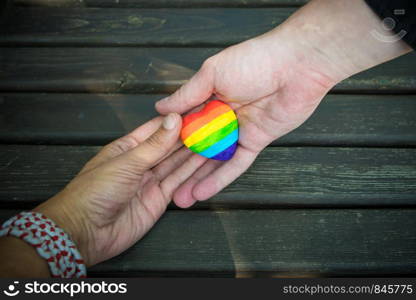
184;110;237;148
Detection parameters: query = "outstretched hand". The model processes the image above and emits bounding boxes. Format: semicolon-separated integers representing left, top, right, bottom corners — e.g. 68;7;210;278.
156;0;412;208
156;35;335;208
34;113;204;266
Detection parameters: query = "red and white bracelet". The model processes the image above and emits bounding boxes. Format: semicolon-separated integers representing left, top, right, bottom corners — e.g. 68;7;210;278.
0;211;87;278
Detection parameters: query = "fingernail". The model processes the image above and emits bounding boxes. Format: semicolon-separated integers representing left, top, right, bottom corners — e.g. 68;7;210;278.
163;113;178;130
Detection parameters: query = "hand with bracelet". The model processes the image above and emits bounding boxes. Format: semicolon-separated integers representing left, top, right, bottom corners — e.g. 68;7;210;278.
0;113;206;277
0;0;413;277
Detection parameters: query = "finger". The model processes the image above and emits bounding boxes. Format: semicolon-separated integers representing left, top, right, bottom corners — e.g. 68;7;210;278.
173;159;223;208
112;113;182;176
152;146;193;181
80;116;164;174
193;146;258;201
155;61;214;115
161;153;208;201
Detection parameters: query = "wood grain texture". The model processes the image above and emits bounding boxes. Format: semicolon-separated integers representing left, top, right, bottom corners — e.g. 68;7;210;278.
1;208;415;276
0;47;215;94
1;0;413;279
13;0;308;8
1;48;415;93
1;93;416;146
0;146;415;208
0;1;13;24
0;7;296;46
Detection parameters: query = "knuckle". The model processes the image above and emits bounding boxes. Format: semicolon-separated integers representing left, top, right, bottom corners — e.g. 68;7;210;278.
145;132;169;153
105;135;139;155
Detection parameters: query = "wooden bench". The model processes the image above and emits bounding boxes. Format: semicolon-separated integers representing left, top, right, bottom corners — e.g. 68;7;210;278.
1;0;416;277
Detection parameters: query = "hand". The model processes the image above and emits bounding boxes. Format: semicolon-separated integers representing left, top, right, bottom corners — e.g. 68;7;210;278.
34;113;202;266
155;0;411;209
156;38;333;208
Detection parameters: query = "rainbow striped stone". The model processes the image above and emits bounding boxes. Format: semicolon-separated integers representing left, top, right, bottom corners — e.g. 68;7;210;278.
181;100;239;161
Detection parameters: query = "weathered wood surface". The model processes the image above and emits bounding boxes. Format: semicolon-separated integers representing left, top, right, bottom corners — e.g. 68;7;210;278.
1;146;415;208
1;0;416;278
2;209;415;276
1;48;415;93
14;0;308;8
0;7;295;46
1;93;416;146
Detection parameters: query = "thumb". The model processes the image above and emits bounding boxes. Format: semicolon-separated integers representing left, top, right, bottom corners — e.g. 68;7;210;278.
115;113;182;175
155;59;215;115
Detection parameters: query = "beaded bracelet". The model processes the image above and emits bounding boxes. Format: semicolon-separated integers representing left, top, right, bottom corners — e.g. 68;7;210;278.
0;211;87;278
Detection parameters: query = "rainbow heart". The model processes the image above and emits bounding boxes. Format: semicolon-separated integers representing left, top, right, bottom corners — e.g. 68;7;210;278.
181;100;239;161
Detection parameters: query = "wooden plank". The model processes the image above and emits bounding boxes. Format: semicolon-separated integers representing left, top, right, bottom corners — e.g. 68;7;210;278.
14;0;308;8
0;146;415;208
0;47;215;94
0;1;13;22
1;209;415;276
1;93;416;146
0;93;161;145
0;8;296;46
1;48;415;93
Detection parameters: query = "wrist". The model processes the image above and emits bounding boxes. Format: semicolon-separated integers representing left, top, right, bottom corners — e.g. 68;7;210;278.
260;0;412;84
33;194;92;267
